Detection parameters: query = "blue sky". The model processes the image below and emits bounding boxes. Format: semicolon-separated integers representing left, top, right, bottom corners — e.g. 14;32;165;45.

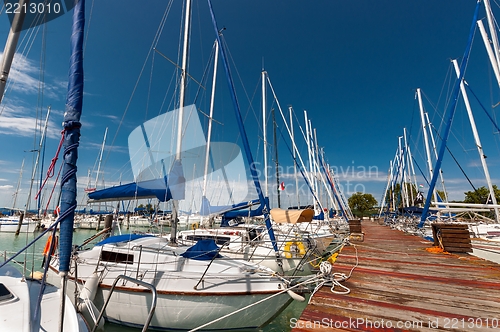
0;0;499;212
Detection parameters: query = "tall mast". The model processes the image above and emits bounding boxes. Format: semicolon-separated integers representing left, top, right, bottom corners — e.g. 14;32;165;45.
202;40;218;198
176;0;191;157
304;110;313;187
94;127;108;189
289;106;300;207
0;0;29;104
272;108;280;208
417;88;438;202
15;106;50;235
171;0;192;242
398;135;409;208
477;19;500;88
452;59;500;222
262;70;268;197
403;128;415;205
483;0;500;71
12;158;25;209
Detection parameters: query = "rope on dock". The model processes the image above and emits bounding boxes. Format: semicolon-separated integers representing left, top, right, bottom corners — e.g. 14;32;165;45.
308;241;359;303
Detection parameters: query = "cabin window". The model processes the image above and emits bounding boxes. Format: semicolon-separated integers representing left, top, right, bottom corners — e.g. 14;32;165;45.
100;250;134;264
0;283;13;301
185;235;230;246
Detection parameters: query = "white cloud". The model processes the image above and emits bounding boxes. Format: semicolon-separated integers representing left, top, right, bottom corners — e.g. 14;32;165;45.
1;52;63;100
0;112;61;139
0;185;14;190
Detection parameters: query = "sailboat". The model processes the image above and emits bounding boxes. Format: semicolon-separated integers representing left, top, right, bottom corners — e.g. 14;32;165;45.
48;0;307;330
0;0;90;330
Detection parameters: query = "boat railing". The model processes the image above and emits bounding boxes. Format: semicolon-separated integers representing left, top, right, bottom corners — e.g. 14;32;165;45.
91;274;157;332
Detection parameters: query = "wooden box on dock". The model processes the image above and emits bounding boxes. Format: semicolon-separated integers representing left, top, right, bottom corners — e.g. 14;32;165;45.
431;222;472;253
348;219;362;233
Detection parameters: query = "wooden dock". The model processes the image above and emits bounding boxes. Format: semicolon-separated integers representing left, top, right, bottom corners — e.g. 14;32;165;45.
292;220;500;331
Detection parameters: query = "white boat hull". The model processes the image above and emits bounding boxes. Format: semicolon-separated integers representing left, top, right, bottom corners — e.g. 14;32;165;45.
47;235;299;330
0;217;38;233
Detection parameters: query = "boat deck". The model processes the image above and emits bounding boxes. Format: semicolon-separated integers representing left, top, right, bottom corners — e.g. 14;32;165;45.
292;220;500;331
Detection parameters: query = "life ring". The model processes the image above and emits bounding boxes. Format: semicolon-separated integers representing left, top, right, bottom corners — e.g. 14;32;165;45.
283;241;306;259
191;222;199;230
42;234;58;257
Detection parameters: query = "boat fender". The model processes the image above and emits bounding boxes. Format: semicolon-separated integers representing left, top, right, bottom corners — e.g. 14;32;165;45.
80;272;99;302
287;289;305;302
79;272;104;330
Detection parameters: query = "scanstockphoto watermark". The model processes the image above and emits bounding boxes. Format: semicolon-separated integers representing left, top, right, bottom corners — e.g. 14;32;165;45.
290;317;425;330
248;161;381;196
4;0;78;32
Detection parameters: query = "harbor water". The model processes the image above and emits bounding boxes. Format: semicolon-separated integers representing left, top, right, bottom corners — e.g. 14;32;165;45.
0;226;308;331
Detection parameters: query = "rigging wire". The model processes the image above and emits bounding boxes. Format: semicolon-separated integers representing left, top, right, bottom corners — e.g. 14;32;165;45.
428;122;478;193
464;82;500;133
102;0;174;172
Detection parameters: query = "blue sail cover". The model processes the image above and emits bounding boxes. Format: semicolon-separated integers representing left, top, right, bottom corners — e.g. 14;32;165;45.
87;159;185;203
59;0;85;273
220;197;268;227
199;196;261;216
88;177;173;202
181;239;222;260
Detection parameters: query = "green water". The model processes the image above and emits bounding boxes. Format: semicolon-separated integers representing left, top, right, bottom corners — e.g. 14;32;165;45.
0;228;307;331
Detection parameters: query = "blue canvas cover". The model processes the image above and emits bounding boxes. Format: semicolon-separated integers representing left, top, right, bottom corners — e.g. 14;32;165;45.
181;239;222;260
87;177;173;203
95;234;154;246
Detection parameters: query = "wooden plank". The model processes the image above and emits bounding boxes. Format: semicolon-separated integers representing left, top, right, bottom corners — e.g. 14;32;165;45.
432;223;469;228
441;240;472;246
443;247;473;253
439;229;471;235
440;234;471;240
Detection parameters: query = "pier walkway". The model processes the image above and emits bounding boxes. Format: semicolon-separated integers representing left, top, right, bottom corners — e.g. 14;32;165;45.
292;220;500;331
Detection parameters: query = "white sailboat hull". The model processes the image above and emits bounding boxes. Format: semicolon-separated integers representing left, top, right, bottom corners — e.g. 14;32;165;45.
0;217;38;233
47;235;298;330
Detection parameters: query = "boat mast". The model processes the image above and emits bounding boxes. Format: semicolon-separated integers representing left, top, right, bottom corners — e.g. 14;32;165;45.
202;40;218;199
452;59;500;222
304;111;313;189
483;0;500;71
477;20;500;87
15;106;50;235
262;70;269;198
94;127;108;190
289;106;300;207
171;0;192;243
417;88;438;203
272;108;280;208
12;158;25;209
403;128;416;205
399;135;410;208
0;0;29;104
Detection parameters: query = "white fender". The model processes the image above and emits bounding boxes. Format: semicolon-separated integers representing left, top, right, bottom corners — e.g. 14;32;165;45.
80;272;99;302
287;289;305;302
79;272;104;330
